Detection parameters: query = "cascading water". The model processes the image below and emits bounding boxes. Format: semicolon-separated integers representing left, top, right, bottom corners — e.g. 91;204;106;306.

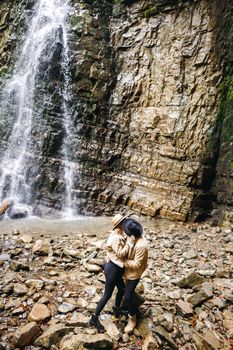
61;25;76;218
0;0;76;217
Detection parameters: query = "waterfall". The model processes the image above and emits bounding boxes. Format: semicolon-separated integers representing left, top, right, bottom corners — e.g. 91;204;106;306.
0;0;76;217
61;20;76;218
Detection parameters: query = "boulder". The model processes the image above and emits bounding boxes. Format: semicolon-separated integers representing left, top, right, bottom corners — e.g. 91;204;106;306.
32;239;50;255
8;205;28;219
28;303;51;322
187;288;213;307
14;322;41;348
176;300;193;318
34;324;74;348
174;273;204;288
60;333;113;350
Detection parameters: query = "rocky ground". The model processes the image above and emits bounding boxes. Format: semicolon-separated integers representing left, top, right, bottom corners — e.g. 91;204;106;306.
0;216;233;350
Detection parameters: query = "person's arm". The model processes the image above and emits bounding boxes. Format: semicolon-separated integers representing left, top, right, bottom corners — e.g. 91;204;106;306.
124;246;148;270
107;234;134;259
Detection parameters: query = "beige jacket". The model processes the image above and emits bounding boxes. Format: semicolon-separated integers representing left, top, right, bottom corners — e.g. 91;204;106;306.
124;236;148;280
106;228;132;268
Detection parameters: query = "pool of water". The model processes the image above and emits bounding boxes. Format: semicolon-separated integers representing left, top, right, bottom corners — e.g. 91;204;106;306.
0;215;171;238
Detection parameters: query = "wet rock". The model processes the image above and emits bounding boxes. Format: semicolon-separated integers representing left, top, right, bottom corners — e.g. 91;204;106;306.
28;303;51;322
34;324;74;348
8;205;28;219
14;322;41;347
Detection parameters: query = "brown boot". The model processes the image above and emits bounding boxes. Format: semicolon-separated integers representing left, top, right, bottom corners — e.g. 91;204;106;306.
124;314;137;333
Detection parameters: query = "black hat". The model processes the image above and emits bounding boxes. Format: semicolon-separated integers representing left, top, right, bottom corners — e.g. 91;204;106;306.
122;218;143;238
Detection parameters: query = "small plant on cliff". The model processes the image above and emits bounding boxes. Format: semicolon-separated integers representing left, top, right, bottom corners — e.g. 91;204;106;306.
144;6;158;18
218;76;233;121
114;0;137;5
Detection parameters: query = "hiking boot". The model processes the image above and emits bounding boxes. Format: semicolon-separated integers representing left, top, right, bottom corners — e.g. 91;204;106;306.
124;314;137;334
112;306;122;318
89;314;105;333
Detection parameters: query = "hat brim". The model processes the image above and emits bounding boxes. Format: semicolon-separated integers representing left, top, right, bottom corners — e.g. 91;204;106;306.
122;218;143;237
112;215;128;229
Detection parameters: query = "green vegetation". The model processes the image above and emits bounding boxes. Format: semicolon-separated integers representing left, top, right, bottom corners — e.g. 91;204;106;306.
142;0;189;18
218;76;233;122
144;6;158;18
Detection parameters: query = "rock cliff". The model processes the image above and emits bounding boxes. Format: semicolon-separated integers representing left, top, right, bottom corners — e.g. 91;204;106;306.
0;0;232;220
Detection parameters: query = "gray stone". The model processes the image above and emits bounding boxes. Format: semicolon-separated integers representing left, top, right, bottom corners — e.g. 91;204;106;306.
9;260;30;271
8;206;28;219
25;279;45;290
174;273;204;288
13;283;28;296
60;333;113;350
65;312;89;327
34;324;74;348
58;302;76;314
154;326;178;350
183;250;197;259
0;254;10;261
176;300;193;318
187;289;213;307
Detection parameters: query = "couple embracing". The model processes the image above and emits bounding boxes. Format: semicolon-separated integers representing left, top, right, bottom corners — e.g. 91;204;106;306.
89;213;149;334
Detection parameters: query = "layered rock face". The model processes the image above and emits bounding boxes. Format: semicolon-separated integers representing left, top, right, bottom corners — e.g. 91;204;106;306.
0;0;232;220
106;0;222;221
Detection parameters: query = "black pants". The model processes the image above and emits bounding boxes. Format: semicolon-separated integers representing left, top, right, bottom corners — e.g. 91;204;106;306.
95;261;125;316
121;278;140;316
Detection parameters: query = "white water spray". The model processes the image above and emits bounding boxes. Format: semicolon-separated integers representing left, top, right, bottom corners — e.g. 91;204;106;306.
0;0;75;216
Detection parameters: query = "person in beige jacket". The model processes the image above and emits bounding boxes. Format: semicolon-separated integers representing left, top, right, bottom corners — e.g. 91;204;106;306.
121;218;148;334
89;214;134;332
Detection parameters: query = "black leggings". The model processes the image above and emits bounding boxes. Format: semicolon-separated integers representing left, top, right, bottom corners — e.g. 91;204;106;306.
121;278;140;316
95;261;125;316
